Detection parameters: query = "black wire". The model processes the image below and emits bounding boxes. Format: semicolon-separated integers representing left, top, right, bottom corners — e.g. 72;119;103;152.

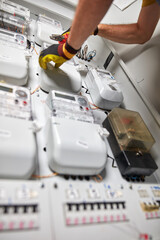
35;42;42;47
30;12;39;17
104;111;109;116
107;154;117;168
27;39;31;49
82;85;90;94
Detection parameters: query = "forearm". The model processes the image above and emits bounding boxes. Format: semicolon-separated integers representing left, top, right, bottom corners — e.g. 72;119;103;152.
97;23;149;44
97;3;160;45
68;0;113;50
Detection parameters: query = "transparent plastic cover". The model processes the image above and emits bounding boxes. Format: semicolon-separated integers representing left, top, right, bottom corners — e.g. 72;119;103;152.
0;11;28;34
108;108;155;153
38;14;62;29
0;0;30;21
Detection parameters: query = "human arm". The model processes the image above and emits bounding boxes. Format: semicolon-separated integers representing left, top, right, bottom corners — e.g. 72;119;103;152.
97;2;160;44
39;0;113;69
67;0;113;49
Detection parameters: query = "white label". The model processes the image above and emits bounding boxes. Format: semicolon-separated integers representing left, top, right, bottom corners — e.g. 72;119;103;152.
77;140;88;148
0;55;12;62
0;129;11;138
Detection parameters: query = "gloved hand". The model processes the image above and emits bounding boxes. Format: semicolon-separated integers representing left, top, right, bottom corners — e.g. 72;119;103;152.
59;28;70;44
50;28;70;44
39;40;79;69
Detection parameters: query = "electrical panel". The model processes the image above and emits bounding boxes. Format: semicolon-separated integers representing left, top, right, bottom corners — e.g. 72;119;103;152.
0;179;160;240
48;180;160;240
0;0;159;240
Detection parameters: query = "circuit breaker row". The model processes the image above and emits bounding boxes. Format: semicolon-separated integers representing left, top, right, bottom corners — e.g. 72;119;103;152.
140;201;160;220
65;201;126;211
0;204;38;214
64;201;128;225
0;204;39;231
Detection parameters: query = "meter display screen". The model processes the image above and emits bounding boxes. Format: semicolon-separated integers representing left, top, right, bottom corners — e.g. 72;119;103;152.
0;85;13;93
55;92;75;101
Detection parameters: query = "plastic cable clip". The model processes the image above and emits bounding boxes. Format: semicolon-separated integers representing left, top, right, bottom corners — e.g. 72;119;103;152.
24;51;32;59
31;120;42;133
98;126;109;138
76;64;89;73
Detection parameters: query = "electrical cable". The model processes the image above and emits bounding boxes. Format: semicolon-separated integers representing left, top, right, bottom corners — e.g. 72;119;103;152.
80;91;106;110
81;85;90;94
87;50;96;61
32;172;58;179
29;40;35;52
30;41;39;55
76;49;81;58
32;46;38;55
83;44;88;60
30;12;39;17
22;24;24;34
89;102;99;110
27;40;38;56
27;39;31;49
104;111;109;116
31;85;40;95
89;102;111;111
92;174;103;183
35;42;41;47
1;14;5;28
107;154;117;168
76;46;96;62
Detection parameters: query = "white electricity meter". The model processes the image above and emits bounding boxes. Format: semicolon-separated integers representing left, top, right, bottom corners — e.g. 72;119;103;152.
0;28;29;85
35;14;63;45
40;61;82;94
85;68;124;110
45;90;109;176
0;82;36;179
